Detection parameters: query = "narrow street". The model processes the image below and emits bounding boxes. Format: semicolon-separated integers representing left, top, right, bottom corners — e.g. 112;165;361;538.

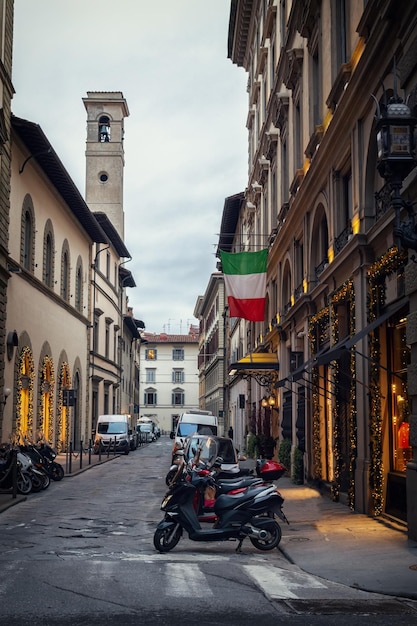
0;438;415;625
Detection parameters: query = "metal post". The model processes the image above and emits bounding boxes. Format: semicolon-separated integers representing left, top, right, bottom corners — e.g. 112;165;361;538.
12;448;17;499
88;438;92;465
80;440;83;470
69;441;72;474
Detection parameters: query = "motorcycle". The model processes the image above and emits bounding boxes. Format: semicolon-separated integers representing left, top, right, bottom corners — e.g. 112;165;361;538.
153;459;288;553
23;440;64;481
17;450;50;492
18;445;52;490
0;445;33;495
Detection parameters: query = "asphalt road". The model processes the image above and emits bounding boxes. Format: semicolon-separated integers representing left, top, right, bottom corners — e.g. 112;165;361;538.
0;437;416;625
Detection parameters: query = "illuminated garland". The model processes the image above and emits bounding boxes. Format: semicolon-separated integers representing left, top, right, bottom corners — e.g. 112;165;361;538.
329;280;356;508
309;307;329;481
56;363;71;452
367;246;407;516
38;356;55;445
16;347;35;440
309;280;357;509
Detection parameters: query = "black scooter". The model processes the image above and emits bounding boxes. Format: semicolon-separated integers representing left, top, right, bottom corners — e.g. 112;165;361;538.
153;460;288;553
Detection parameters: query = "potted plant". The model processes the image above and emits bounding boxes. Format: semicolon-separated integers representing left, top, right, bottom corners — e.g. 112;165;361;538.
246;433;258;459
278;439;291;474
258;434;277;459
292;447;304;484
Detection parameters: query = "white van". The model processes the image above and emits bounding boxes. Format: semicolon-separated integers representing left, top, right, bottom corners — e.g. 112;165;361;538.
170;409;218;453
93;414;131;455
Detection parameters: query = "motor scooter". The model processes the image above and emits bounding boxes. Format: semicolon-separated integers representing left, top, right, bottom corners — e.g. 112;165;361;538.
0;445;33;495
17;450;50;491
192;457;286;523
153;460;288;553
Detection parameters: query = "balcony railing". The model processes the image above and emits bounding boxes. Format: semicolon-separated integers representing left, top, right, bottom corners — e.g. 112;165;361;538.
334;226;351;255
315;257;329;281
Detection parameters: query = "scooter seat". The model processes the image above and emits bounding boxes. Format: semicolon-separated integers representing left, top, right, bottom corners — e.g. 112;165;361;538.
214;485;266;512
217;477;261;489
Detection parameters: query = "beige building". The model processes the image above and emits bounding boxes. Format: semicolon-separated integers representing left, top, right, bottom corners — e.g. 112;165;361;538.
139;329;199;434
0;0;14;433
226;0;417;538
0;45;142;448
4;115;107;449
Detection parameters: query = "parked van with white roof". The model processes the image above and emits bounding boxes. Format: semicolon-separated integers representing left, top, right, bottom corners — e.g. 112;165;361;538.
170;409;218;453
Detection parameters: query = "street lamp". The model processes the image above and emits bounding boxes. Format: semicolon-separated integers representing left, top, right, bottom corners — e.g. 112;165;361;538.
1;387;11;410
373;73;417;249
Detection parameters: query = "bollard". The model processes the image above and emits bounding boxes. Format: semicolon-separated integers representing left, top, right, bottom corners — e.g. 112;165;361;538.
80;440;83;470
12;448;17;499
69;442;73;474
88;439;92;465
99;439;102;461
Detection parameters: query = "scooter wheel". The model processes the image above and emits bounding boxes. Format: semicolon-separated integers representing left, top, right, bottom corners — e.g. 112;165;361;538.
17;471;32;495
40;472;50;489
153;525;182;553
29;473;43;493
51;463;64;481
249;519;282;551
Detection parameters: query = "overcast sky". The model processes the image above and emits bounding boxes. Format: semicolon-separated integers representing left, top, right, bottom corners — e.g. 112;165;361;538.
12;0;248;335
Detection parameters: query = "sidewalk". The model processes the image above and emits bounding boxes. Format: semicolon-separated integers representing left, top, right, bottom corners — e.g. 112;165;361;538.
276;475;417;601
0;449;119;513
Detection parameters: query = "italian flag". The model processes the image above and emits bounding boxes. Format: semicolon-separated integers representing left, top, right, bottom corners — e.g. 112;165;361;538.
220;249;268;322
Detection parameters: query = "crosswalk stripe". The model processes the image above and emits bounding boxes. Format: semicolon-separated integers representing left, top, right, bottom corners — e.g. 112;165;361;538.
165;562;213;598
243;565;327;600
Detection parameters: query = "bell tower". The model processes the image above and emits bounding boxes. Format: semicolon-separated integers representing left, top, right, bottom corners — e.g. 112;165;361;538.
83;91;129;239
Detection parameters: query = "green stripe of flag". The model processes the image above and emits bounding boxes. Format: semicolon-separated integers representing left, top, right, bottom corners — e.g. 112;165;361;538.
220;249;268;275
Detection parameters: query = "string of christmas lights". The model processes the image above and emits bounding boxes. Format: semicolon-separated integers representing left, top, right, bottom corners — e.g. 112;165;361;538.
367;246;407;516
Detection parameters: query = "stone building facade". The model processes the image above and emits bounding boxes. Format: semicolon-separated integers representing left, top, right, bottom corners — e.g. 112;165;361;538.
225;0;417;538
0;0;14;432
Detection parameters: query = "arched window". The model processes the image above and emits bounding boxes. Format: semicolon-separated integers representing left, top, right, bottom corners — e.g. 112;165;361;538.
311;205;329;281
75;257;83;312
98;115;110;142
282;260;292;315
43;222;54;288
61;240;70;302
21;195;35;271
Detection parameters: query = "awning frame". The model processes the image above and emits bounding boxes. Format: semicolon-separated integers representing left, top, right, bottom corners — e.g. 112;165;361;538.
229;352;279;389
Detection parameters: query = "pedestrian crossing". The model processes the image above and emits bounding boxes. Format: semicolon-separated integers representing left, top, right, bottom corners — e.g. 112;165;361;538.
0;554;383;604
165;562;214;597
243;564;326;599
114;553;355;601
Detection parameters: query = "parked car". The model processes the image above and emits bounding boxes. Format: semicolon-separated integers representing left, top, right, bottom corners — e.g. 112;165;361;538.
183;434;248;478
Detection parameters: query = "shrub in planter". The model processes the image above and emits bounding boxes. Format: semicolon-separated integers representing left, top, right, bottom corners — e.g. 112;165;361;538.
257;434;277;459
292;447;304;485
278;439;291;473
247;433;258;459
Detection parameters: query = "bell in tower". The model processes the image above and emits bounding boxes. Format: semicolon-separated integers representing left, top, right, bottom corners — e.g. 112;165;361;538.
98;116;110;142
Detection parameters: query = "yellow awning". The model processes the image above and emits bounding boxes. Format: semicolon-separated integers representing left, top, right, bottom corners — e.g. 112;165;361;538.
230;352;279;373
